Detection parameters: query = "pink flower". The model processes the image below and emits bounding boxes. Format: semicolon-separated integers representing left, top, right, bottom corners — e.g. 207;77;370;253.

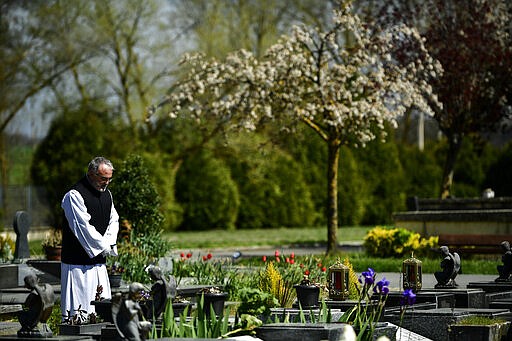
275;250;280;257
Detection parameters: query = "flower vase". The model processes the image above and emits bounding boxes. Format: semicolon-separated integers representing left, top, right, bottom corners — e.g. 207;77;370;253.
294;284;320;309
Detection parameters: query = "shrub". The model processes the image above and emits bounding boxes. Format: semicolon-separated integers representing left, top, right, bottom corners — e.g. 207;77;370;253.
110;154;164;236
176;150;239;230
220;133;316;228
259;262;296;308
109;154;171;283
363;226;438;258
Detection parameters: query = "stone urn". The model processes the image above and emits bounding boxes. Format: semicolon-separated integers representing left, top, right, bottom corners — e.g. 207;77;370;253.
294;275;320;309
197;289;228;317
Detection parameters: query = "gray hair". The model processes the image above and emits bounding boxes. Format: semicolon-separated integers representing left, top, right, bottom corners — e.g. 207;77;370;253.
88;156;114;173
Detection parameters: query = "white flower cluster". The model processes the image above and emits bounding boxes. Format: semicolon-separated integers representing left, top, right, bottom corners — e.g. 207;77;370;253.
154;1;442;148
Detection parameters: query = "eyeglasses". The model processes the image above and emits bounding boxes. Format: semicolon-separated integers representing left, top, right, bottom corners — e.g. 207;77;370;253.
95;173;113;182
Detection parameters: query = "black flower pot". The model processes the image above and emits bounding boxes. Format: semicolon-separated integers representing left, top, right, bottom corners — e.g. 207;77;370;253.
198;292;228;317
294;284;320;309
91;299;113;322
108;274;122;288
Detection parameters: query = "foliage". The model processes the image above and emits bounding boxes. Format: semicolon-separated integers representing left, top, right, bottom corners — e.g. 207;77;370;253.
108;154;171;283
236;287;279;318
0;234;14;262
41;228;62;248
114;231;170;284
485;141;512;196
175;149;240;230
222;134;316;228
455;316;506;326
422;0;512;198
151;0;441;253
171;251;233;287
354;131;406;225
110;154;164;235
343;258;362;300
258;261;296;308
363;226;438;258
47;303;62;336
30;109;125;227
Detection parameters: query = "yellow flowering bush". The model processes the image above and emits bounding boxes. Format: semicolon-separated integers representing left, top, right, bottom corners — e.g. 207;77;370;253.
259;261;296;308
364;226;438;258
343;257;362;300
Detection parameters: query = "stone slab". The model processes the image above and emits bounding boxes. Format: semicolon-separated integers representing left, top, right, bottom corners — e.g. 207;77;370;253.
0;265;18;289
268;307;343;323
467;281;512;293
385;307;510;340
375;290;455;309
427;288;486;308
255;323;353;341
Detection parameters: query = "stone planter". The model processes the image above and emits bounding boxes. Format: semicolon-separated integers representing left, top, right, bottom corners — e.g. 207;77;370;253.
448;321;510;341
294;284;320;309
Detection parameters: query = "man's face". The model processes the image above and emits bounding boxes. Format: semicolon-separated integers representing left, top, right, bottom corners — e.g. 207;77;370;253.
89;163;113;192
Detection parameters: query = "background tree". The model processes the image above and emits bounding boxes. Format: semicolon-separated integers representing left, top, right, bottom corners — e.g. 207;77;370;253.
362;0;512;198
151;1;441;253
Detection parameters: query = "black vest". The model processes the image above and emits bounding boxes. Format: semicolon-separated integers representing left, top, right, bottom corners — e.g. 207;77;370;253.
62;176;113;265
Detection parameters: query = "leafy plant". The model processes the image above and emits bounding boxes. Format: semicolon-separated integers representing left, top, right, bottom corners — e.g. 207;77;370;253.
108;154;172;283
259;261;296;308
0;234;14;262
339;268;389;340
158;295;230;338
42;228;62;248
364;226;438;258
236;287;278;318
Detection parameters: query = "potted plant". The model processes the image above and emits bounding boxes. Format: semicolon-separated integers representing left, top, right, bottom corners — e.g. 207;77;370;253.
293;274;321;309
42;228;62;261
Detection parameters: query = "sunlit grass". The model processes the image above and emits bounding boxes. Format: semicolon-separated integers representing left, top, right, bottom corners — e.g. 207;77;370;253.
163;226;373;249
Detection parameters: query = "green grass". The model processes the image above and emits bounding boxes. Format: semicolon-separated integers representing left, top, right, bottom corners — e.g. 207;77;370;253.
163;226;373;249
27;226;499;274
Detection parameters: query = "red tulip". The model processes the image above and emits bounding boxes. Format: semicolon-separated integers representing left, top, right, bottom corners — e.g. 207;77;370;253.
262;255;267;262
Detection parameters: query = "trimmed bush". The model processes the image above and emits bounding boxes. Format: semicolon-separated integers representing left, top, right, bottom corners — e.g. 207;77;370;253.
176;149;239;230
363;226;438;258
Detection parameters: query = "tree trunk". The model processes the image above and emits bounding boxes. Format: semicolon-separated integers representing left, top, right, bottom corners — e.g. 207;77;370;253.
440;136;462;199
326;141;340;254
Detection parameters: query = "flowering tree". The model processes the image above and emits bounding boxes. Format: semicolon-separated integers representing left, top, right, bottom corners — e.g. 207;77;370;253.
150;1;441;253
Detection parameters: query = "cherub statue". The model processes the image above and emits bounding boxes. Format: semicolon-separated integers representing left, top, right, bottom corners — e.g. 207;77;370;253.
112;282;152;341
496;241;512;282
145;265;176;320
17;274;55;337
434;246;461;288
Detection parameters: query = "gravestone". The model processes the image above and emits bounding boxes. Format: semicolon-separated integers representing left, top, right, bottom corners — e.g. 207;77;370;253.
13;211;30;259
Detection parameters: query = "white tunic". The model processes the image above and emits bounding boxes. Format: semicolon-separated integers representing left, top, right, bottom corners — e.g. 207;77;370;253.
61;189;119;322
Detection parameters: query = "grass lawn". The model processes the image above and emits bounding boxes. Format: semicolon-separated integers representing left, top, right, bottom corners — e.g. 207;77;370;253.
28;226;499;274
163;226;373;249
